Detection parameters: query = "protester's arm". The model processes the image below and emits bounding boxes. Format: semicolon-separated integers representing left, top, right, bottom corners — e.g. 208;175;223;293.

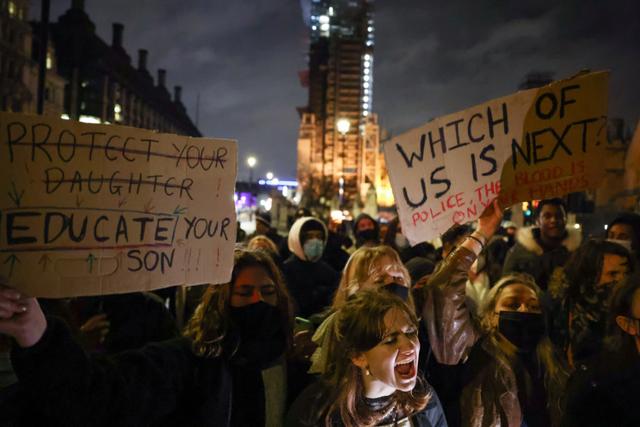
0;285;197;426
421;200;502;365
10;315;197;426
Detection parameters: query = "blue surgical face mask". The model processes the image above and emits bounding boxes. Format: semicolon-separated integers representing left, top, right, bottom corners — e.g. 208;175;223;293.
303;238;324;262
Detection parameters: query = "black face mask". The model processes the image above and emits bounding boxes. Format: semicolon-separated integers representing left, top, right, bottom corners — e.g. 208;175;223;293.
356;229;378;246
497;311;546;353
383;282;410;301
229;301;286;367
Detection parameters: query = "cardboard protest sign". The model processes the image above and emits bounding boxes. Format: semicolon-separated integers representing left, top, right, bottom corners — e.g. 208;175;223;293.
0;112;237;297
384;71;608;245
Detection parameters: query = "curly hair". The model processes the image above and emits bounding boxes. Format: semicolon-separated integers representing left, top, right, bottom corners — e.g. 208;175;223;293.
183;249;293;358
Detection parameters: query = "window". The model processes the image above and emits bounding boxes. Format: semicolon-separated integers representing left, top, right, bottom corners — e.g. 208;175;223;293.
46;52;53;70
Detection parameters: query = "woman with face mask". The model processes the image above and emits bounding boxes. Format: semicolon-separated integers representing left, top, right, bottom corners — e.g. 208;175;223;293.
0;249;293;427
422;200;569;427
286;289;447;427
563;275;640;427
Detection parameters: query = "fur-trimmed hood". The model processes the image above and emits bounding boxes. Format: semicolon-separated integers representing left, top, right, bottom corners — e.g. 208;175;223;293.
515;226;582;256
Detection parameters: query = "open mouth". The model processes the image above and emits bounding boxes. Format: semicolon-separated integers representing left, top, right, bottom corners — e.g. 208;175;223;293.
394;358;416;379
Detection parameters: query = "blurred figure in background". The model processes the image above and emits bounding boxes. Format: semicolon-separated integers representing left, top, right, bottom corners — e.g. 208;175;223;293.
249;211;289;260
383;216;437;264
564;275;640;427
322;217;351;272
248;234;282;267
503;198;581;290
547;239;632;365
283;217;339;319
353;213;380;248
606;212;640;264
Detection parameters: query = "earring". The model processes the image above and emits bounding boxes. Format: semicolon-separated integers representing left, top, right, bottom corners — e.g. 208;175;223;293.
365;367;371;376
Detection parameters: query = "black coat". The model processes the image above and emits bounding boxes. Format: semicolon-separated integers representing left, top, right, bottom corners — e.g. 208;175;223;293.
9;317;233;427
282;256;339;318
503;227;580;290
564;347;640;427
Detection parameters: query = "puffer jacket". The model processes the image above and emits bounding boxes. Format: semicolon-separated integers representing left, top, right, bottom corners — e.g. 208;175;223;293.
502;226;581;290
421;246;559;427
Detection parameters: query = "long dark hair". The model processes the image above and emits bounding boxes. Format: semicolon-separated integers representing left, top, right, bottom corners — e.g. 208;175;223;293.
604;273;640;357
183;249;293;357
321;289;429;427
480;274;569;422
558;239;632;300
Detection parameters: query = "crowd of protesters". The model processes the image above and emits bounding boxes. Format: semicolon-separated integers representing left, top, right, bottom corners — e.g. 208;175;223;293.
0;198;639;426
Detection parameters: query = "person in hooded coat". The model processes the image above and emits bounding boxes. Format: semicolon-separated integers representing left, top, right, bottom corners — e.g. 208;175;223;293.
353;213;380;249
503;198;581;290
282;217;340;319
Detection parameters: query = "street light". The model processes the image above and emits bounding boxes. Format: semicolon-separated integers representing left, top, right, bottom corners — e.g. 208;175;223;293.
336;118;350;208
336;118;350;135
247;156;257;182
266;172;274;181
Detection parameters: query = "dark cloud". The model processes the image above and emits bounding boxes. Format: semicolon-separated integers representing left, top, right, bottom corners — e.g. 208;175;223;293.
42;0;640;179
375;0;640;136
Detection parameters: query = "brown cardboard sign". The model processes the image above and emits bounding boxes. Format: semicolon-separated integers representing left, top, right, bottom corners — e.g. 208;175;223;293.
0;112;237;297
384;71;608;244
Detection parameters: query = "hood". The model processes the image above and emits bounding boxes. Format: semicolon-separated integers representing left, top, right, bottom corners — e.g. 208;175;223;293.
288;216;328;261
353;213;380;247
354;213;379;233
515;225;582;256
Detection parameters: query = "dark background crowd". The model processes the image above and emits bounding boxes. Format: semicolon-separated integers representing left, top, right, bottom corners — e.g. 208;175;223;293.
1;199;639;426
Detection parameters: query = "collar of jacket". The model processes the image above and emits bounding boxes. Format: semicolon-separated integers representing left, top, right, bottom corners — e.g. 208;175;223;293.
515;226;582;256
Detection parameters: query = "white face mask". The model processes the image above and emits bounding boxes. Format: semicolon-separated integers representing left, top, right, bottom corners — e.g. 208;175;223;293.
394;233;409;249
607;238;633;252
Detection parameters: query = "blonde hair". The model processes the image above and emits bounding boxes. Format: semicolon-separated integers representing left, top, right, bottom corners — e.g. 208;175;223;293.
247;235;279;257
332;246;411;310
480;273;568;422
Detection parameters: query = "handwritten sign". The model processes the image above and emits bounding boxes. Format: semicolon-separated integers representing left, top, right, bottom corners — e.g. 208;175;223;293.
384;71;608;245
0;112;237;297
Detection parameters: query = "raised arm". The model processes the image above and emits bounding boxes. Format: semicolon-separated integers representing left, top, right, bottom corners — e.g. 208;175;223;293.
0;284;213;426
421;200;503;365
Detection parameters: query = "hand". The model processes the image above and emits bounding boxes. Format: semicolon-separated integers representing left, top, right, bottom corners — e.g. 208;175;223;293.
291;329;318;363
0;282;47;348
80;313;110;349
477;199;503;239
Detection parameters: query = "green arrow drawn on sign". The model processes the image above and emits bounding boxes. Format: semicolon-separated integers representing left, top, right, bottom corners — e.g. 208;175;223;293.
38;254;52;271
4;254;20;277
8;181;24;207
86;253;97;273
173;205;188;215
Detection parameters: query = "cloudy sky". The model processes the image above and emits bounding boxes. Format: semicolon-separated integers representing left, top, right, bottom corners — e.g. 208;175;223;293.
42;0;640;181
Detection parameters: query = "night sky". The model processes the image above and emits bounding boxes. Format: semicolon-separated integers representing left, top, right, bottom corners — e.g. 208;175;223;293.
41;0;640;181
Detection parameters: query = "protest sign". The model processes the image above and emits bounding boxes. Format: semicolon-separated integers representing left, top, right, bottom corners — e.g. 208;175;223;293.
0;112;237;297
384;71;608;245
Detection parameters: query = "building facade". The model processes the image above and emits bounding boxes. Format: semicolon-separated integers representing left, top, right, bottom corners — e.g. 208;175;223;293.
50;0;199;136
0;0;64;115
296;0;380;208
